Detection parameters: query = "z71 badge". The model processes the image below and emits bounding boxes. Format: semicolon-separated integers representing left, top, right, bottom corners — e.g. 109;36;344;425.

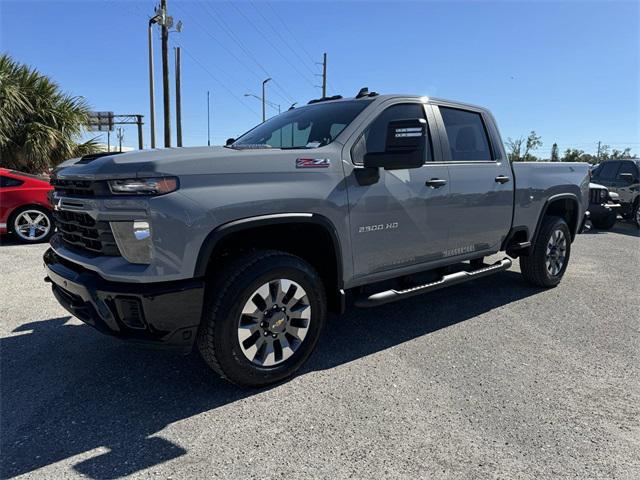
296;158;331;169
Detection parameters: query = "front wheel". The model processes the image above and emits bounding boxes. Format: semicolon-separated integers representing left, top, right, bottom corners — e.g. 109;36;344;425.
520;216;571;288
198;250;326;387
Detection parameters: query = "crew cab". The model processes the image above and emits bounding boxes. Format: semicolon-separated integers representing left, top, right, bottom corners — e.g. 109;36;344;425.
44;90;590;386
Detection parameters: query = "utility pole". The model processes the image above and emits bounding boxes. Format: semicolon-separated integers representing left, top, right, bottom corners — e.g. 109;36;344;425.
597;141;601;162
175;46;182;147
321;52;327;98
117;128;124;152
147;13;159;148
262;77;272;123
136;115;144;150
160;0;171;147
207;91;211;146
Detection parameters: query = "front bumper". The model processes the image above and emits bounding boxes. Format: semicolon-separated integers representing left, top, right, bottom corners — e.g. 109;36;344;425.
588;201;621;222
44;248;204;353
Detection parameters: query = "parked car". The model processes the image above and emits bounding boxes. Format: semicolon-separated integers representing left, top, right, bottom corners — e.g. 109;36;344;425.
0;168;54;243
44;91;590;387
591;159;640;228
588;183;621;230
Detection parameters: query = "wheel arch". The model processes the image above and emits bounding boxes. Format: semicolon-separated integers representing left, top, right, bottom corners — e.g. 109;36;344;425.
194;213;345;313
531;194;581;247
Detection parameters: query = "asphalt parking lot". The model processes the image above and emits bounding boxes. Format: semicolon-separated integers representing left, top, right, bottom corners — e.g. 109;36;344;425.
1;223;638;479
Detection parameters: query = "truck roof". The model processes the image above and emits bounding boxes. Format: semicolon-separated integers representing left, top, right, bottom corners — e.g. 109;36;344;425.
306;92;490;113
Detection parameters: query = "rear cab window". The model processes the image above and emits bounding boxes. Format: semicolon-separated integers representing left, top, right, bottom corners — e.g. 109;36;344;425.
439;107;493;161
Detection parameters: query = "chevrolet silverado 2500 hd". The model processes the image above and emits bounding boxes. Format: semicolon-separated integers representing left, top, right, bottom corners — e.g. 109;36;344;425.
45;91;590;387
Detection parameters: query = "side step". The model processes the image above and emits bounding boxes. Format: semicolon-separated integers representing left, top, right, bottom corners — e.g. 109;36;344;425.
354;258;512;308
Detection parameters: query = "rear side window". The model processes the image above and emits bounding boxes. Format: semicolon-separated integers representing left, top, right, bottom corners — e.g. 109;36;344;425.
0;176;24;187
594;162;620;181
351;103;432;165
440;107;493;161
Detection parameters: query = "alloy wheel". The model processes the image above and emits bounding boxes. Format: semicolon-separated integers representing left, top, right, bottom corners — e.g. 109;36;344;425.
14;210;51;242
545;229;567;276
237;279;311;367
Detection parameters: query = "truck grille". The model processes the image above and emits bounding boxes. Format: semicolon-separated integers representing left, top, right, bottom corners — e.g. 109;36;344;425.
53;210;120;256
590;188;606;204
51;178;95;196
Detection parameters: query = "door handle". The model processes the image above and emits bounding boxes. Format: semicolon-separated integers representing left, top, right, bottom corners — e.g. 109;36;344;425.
425;178;447;188
495;175;510;184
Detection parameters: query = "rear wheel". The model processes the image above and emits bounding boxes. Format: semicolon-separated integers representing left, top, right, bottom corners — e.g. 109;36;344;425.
198;250;326;387
520;216;571;288
633;200;640;228
11;207;54;243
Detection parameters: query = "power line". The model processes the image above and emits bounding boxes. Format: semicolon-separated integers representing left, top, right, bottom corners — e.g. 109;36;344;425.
264;1;316;66
180;46;261;118
264;1;337;94
247;0;317;77
187;0;295;105
227;1;317;89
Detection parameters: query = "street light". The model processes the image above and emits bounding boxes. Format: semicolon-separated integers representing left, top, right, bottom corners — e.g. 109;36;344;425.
262;78;271;123
244;93;280;114
148;13;161;148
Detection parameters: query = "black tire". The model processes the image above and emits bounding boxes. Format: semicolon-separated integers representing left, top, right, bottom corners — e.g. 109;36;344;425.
633;200;640;229
591;212;617;230
520;216;571;288
197;250;326;387
10;206;55;244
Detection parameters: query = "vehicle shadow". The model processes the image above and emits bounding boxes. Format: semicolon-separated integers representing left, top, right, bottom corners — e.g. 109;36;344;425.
585;220;639;237
0;271;540;479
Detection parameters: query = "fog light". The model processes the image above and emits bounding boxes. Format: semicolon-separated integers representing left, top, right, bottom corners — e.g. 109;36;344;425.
111;220;152;264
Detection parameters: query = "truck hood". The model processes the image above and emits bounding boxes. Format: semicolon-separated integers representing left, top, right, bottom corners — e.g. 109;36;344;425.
54;146;333;180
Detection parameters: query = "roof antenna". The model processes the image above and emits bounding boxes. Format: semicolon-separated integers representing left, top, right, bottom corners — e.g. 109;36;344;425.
356;87;369;99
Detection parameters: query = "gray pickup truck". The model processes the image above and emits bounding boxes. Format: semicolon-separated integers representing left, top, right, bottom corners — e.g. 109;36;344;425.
45;90;589;386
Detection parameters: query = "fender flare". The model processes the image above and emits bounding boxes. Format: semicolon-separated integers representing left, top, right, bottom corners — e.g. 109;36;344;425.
193;212;344;287
531;193;581;247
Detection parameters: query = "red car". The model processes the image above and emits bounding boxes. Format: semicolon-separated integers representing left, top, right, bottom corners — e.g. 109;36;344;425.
0;168;54;243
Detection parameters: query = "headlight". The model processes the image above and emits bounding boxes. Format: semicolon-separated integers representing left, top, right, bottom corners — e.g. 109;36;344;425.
608;191;620;201
111;220;152;264
108;177;178;195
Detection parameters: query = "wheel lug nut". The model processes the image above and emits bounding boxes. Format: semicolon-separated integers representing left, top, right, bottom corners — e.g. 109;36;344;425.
272;333;277;338
264;331;269;336
281;307;286;312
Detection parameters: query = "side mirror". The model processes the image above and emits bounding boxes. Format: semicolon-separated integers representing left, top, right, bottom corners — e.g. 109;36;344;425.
225;138;235;146
363;118;426;170
619;172;636;183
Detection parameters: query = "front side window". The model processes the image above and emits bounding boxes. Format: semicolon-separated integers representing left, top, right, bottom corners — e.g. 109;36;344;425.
233;100;372;150
351;103;432;165
440;107;493;161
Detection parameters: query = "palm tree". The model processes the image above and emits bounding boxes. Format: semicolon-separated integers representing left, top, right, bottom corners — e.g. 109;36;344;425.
0;54;100;173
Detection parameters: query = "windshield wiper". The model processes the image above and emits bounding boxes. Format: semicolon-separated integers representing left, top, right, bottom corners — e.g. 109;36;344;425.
232;144;273;150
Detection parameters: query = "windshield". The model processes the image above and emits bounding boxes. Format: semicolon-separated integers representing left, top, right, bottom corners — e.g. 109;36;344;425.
232;100;373;149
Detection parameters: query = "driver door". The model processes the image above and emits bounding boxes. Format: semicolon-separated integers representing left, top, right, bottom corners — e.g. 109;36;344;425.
343;102;450;281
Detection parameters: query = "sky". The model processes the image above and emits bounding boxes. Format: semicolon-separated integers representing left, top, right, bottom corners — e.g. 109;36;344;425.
1;0;639;157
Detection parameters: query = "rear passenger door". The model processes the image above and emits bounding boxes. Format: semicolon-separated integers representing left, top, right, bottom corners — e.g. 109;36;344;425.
433;104;514;254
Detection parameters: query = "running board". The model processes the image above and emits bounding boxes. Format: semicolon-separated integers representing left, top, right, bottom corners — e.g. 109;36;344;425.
354;258;512;308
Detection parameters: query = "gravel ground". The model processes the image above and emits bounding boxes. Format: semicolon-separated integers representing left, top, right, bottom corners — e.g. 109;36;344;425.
1;223;639;479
